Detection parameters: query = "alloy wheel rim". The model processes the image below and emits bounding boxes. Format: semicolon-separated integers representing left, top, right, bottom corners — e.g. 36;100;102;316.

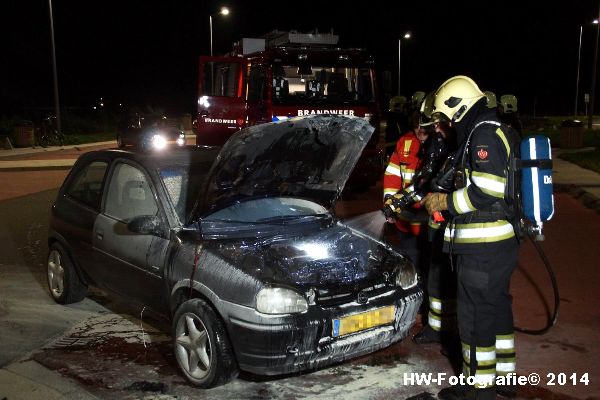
175;312;212;380
47;250;64;298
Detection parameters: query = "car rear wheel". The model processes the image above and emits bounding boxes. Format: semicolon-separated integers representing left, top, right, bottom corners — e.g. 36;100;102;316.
47;242;88;304
172;298;238;388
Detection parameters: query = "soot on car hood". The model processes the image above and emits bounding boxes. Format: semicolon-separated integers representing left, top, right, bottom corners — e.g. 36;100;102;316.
195;115;374;217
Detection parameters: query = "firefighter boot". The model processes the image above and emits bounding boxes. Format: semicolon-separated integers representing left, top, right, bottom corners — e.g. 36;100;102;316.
496;384;517;398
438;385;496;400
412;325;441;344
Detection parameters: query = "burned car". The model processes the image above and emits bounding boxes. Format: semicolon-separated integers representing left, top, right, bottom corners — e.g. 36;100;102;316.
47;115;423;387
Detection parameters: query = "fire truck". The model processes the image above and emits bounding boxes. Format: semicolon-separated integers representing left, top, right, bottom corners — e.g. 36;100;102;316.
195;30;383;190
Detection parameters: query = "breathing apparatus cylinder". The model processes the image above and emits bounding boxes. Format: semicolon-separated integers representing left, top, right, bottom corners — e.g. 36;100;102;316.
520;135;555;240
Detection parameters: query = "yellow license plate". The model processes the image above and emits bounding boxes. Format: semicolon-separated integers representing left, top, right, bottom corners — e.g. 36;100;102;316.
332;305;396;337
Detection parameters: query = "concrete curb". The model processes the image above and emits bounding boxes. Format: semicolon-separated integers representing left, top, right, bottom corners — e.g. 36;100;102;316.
0;160;75;172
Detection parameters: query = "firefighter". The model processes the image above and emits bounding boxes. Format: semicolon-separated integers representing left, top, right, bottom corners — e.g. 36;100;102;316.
412;101;458;346
383;104;429;270
483;91;497;109
421;76;519;400
384;96;410;159
499;94;523;135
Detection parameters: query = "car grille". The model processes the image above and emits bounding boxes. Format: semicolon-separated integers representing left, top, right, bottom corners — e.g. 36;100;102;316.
315;283;392;307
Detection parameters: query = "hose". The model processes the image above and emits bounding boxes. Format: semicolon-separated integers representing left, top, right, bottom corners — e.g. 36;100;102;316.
513;232;560;335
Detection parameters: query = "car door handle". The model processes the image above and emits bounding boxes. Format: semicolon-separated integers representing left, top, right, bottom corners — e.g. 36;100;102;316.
96;230;104;240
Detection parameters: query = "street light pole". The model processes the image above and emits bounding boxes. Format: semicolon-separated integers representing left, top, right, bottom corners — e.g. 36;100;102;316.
575;25;583;117
209;7;229;57
48;0;61;135
209;14;213;56
589;7;600;129
397;32;411;96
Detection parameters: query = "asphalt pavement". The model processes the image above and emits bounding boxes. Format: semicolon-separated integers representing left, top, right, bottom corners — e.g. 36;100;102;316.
0;141;600;400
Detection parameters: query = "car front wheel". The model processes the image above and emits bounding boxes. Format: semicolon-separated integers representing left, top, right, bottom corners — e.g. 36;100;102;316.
47;242;87;304
172;298;238;388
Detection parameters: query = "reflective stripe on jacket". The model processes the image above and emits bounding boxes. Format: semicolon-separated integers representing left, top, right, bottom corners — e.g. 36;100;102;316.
383;131;423;234
445;119;516;252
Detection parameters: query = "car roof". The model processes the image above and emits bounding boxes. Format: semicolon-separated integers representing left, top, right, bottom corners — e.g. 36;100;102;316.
77;145;220;170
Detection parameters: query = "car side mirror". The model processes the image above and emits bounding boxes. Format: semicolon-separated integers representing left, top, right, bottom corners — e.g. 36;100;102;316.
128;215;164;236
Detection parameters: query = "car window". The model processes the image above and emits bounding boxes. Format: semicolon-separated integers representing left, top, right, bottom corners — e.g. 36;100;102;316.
105;162;158;222
205;197;327;222
66;161;108;210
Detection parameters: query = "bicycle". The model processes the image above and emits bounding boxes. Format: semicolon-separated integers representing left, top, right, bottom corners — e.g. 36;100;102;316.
36;116;65;147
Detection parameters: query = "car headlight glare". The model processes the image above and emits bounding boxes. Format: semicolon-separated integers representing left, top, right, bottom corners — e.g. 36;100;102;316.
152;134;167;150
256;287;308;314
395;258;418;290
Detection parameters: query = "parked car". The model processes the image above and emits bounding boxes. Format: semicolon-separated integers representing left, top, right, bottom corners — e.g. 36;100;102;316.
47;115;423;388
116;114;186;150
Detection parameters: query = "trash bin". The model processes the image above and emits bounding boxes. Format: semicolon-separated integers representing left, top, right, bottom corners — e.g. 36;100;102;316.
559;119;584;149
13;120;35;148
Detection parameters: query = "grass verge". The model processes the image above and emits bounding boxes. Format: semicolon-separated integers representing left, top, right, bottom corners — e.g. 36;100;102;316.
559;148;600;174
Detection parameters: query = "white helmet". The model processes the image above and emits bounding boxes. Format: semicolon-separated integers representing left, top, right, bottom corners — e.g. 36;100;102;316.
500;94;518;113
484;91;497;108
432;75;485;122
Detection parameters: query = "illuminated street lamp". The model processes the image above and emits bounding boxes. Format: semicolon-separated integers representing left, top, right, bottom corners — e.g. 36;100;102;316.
210;7;230;57
398;32;411;96
589;10;600;129
48;0;61;135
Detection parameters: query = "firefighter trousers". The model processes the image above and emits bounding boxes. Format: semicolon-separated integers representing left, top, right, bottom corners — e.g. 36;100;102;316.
455;245;519;388
426;237;457;332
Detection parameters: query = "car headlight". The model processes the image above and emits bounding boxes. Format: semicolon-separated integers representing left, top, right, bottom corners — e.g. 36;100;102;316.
256;287;308;314
152;134;167;150
395;258;418;289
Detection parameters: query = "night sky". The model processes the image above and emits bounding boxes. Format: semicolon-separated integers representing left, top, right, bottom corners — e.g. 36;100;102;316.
2;1;599;117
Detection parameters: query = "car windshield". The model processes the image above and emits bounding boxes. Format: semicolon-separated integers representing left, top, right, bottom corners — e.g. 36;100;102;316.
272;66;375;105
205;197;328;223
156;149;219;223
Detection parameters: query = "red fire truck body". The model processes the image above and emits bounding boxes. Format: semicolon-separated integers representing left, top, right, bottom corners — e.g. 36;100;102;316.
195;31;383;189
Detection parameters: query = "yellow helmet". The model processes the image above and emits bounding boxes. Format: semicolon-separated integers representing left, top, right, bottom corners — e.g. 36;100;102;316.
432;75;485;122
412;91;426;108
500;94;518;113
389;95;407;112
419;91;436;126
484;91;497;108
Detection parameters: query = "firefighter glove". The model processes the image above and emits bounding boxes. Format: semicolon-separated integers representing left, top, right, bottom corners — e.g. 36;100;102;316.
421;192;448;215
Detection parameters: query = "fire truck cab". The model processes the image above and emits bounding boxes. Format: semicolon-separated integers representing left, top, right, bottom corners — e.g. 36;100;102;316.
195;30;383;190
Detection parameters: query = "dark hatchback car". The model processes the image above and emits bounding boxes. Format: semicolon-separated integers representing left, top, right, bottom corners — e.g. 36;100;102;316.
47;115;423;387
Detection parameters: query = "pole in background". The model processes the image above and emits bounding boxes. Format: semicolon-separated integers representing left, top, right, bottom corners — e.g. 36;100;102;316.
209;14;213;56
210;7;229;57
588;11;600;129
397;32;411;96
575;25;583;117
48;0;61;135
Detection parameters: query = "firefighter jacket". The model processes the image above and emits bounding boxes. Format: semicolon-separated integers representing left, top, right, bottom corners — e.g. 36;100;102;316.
383;130;424;235
444;106;518;254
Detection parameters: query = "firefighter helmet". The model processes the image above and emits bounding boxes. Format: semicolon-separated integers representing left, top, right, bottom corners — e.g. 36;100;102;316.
412;91;426;108
419;91;436;126
389;95;407;112
432;75;485;123
484;91;497;108
500;94;518;113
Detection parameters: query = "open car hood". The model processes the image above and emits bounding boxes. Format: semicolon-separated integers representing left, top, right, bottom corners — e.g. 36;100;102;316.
195;115;374;217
